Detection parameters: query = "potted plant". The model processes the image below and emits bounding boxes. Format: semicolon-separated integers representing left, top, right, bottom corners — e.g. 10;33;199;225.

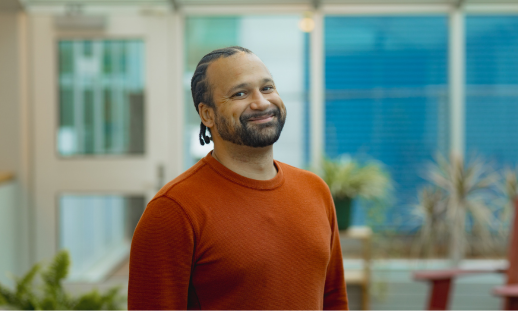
413;153;500;265
319;155;394;230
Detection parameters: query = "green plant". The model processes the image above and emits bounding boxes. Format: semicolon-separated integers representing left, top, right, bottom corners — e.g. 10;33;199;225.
0;250;125;310
318;155;394;228
419;153;500;265
320;155;393;201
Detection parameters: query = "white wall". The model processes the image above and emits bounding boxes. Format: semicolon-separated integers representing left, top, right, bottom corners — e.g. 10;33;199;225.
0;13;22;172
0;11;30;283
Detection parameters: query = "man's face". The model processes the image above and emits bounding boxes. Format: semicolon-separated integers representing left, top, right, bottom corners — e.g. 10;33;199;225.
206;52;286;148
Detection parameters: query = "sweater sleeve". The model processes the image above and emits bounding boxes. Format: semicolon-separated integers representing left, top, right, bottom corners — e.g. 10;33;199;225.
128;196;195;310
323;196;349;310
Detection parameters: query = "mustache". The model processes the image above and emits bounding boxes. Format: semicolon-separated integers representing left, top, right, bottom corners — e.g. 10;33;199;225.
240;107;281;123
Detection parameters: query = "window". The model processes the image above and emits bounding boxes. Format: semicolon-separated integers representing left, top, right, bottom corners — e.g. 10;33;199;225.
324;16;449;229
58;40;145;156
466;16;518;167
59;195;144;281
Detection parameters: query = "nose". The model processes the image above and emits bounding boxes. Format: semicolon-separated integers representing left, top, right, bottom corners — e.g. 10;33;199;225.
249;89;271;111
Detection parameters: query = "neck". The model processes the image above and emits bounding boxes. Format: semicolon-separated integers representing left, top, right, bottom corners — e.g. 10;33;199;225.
211;141;277;181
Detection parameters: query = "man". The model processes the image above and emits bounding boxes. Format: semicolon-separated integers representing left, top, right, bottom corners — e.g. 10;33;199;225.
128;46;348;310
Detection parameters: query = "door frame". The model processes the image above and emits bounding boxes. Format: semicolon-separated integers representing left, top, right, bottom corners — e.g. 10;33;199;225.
28;12;183;278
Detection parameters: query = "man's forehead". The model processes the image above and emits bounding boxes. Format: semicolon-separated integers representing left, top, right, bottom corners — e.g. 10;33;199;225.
206;52;271;90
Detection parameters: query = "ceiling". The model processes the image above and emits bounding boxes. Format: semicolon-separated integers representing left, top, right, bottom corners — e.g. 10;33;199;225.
17;0;518;9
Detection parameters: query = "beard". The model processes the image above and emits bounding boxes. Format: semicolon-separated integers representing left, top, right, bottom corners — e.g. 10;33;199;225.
214;105;286;148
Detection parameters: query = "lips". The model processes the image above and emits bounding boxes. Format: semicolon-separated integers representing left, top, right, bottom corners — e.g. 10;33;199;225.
240;107;281;126
248;114;274;121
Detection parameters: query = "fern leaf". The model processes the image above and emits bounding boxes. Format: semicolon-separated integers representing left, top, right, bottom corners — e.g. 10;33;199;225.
72;289;104;310
71;286;125;310
0;283;18;306
41;250;70;287
40;250;72;310
15;263;40;298
1;250;125;310
100;287;125;310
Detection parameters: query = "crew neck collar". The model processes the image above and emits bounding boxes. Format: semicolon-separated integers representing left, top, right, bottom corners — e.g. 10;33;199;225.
202;151;285;190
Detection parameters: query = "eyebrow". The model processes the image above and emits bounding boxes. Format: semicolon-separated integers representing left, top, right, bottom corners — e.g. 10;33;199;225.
227;78;274;94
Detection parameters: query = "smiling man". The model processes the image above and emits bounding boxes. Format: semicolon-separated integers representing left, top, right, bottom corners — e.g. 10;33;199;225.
128;46;348;310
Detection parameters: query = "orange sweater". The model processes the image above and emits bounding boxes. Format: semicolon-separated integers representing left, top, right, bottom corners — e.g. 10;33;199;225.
128;152;348;310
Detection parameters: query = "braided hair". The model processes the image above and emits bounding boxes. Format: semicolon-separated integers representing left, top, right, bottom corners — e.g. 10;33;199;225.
191;46;253;145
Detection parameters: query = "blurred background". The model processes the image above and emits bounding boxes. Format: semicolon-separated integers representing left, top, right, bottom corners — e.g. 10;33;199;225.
1;0;518;309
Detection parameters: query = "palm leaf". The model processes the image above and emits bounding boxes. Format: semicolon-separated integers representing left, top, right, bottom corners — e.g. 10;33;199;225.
419;153;500;265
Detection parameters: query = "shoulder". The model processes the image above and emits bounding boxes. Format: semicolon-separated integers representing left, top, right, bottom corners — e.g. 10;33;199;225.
132;196;196;254
277;161;330;192
146;159;218;226
153;159;213;201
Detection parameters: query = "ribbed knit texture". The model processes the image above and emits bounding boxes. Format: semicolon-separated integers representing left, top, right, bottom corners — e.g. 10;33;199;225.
128;152;349;310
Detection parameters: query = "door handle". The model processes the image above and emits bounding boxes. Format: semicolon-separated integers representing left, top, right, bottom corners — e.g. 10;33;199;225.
156;163;165;192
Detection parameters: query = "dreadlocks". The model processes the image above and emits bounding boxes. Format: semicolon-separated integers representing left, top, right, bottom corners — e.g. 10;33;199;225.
191;46;253;146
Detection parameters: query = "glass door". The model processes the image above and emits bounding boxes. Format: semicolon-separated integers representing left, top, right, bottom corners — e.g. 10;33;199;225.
30;14;179;281
57;39;146;157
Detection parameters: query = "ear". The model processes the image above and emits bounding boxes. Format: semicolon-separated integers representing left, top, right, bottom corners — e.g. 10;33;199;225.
198;103;215;129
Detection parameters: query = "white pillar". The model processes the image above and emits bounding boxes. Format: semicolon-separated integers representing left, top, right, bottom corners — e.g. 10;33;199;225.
168;8;185;180
449;7;465;158
310;10;324;169
449;5;466;267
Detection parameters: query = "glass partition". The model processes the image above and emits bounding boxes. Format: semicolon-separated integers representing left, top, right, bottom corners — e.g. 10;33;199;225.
58;40;145;156
184;16;308;169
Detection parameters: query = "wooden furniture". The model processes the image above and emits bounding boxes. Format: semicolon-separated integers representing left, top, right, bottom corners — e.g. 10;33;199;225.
413;197;518;310
0;172;14;184
340;226;372;310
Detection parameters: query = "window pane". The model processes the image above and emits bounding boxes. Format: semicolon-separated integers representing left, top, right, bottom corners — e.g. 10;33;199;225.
466;16;518;166
324;16;449;230
57;40;145;156
59;195;145;281
184;16;308;168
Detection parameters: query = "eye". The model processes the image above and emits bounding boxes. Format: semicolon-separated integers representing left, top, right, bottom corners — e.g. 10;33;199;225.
232;91;246;98
262;85;274;92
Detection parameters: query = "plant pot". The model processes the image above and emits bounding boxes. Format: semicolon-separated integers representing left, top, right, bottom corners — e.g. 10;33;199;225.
334;197;353;231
